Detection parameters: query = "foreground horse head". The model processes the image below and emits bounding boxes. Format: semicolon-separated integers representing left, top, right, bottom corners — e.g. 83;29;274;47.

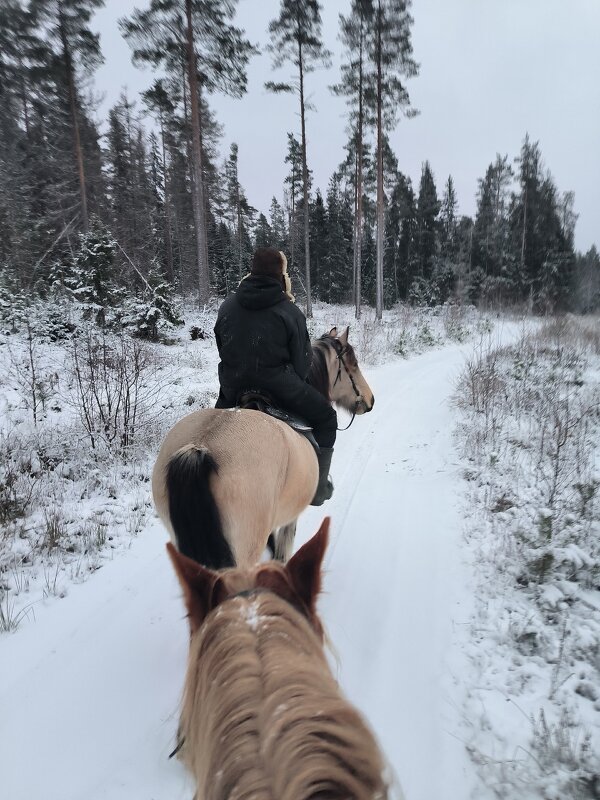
167;518;390;800
152;327;374;567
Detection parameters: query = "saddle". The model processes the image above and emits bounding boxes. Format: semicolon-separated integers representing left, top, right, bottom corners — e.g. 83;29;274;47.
237;390;319;451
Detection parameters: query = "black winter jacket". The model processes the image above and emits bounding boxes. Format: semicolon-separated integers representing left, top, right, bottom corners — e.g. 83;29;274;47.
214;275;312;402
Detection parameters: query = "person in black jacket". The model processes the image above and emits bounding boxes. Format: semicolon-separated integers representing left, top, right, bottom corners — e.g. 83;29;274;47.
214;247;336;506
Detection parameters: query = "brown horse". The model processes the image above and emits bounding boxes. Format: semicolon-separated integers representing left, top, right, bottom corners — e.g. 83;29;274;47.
152;326;374;567
167;517;391;800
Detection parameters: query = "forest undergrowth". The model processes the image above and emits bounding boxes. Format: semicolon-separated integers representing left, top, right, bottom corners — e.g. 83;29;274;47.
0;297;487;633
455;317;600;799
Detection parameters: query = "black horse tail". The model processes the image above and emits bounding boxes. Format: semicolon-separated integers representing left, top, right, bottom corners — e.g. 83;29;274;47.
166;445;235;569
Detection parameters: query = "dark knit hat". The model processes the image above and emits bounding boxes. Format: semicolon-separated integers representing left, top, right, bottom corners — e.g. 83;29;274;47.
251;247;285;278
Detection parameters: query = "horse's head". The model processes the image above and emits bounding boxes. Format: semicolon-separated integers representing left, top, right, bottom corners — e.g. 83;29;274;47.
311;326;374;415
167;518;330;639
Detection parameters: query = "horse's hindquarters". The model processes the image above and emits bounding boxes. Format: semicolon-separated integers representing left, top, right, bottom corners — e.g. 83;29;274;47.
152;408;318;567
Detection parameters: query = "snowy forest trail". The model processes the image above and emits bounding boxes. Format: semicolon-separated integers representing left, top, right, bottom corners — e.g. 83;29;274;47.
1;338;490;800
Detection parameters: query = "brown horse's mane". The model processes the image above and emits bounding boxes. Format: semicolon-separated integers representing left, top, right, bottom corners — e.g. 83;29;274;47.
178;586;389;800
308;335;336;400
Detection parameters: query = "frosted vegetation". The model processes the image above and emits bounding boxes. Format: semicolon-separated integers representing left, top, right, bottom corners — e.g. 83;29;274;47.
454;318;600;798
0;297;486;632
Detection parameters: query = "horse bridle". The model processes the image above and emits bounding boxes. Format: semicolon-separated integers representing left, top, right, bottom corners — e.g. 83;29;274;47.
331;340;361;431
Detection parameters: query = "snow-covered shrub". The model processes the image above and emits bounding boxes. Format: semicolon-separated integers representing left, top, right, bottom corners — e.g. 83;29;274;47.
120;264;183;341
443;303;469;342
455;317;600;797
68;328;158;456
5;321;58;425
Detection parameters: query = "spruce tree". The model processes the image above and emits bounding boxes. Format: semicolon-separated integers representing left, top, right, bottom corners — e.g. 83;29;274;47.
269;197;287;250
415;161;440;289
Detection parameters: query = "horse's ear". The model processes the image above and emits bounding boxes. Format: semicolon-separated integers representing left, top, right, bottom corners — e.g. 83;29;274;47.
166;543;223;633
285;517;330;613
338;326;350;346
329;326;338;338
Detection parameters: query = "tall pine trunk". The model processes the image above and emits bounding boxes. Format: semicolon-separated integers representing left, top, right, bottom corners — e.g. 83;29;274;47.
185;0;210;306
159;113;175;282
298;39;312;318
375;6;384;320
58;1;88;232
355;15;364;320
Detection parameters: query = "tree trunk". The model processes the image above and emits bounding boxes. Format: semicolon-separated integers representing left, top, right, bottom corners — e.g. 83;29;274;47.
185;0;210;306
521;181;528;274
375;5;384;320
237;181;243;280
159;113;175;283
58;1;88;232
298;38;312;318
355;14;364;320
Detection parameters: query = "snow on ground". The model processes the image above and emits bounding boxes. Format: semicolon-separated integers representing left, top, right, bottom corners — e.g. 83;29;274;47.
7;302;585;800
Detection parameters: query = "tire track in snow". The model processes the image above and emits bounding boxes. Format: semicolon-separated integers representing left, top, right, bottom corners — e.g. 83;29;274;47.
299;343;483;800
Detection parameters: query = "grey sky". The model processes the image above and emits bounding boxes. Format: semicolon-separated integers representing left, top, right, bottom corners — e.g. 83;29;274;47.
93;0;600;252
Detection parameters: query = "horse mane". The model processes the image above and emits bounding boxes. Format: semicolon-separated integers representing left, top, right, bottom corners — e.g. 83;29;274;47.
179;589;389;800
308;335;335;400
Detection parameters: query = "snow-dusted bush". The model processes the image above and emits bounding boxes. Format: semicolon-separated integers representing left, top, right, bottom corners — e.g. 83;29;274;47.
68;327;160;456
120;263;183;341
455;317;600;797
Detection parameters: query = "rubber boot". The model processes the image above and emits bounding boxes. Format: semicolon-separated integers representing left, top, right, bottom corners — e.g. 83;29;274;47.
310;447;334;506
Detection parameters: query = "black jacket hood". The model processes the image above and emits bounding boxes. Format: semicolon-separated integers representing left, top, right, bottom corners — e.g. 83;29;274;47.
235;275;287;310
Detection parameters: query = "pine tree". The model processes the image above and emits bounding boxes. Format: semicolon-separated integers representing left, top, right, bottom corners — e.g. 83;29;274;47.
367;0;419;318
121;0;256;305
266;0;331;318
30;0;106;233
334;0;374;318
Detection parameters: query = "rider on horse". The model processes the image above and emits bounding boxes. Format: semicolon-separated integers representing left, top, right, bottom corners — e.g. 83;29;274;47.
214;247;336;506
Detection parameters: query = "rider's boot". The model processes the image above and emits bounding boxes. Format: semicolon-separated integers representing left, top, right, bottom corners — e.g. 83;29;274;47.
310;447;334;506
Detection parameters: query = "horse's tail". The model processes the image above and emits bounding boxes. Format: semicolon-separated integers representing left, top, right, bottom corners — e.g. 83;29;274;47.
166;444;235;569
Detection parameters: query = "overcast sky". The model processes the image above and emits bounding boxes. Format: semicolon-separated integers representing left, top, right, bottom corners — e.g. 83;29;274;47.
92;0;600;252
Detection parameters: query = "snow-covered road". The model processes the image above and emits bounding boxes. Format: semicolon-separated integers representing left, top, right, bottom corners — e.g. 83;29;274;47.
0;341;485;800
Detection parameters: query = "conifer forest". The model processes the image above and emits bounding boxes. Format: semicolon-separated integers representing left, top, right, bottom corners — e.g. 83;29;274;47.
1;0;598;329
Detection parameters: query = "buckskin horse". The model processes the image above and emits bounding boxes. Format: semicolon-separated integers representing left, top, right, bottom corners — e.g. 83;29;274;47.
152;326;374;567
166;518;391;799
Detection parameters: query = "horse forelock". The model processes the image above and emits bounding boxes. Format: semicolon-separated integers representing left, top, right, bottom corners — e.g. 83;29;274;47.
179;590;389;799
